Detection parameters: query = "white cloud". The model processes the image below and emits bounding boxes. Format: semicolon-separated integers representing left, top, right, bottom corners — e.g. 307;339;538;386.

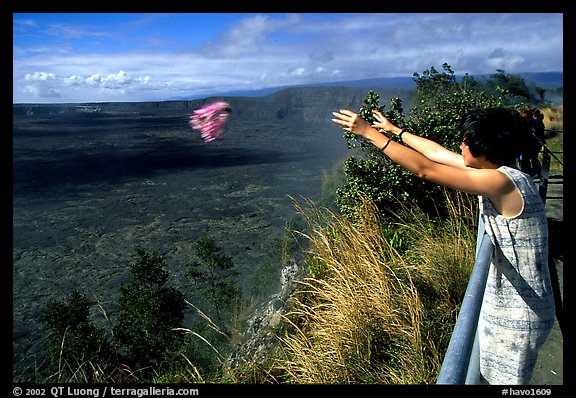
203;13;300;58
22;85;61;98
63;75;83;86
16;69;158;101
86;73;104;86
485;48;525;71
25;71;56;81
22;72;61;98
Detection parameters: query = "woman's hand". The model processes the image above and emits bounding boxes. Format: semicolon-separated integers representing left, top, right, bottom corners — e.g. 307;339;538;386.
371;110;401;136
331;109;373;138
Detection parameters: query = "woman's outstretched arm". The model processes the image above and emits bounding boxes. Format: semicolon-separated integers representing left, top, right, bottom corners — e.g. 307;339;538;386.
371;110;466;169
331;109;514;203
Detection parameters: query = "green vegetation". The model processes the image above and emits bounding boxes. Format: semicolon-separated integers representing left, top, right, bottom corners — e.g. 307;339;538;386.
336;63;502;219
36;229;301;383
40;248;189;382
183;233;241;376
33;64;562;384
39;290;116;382
113;247;187;379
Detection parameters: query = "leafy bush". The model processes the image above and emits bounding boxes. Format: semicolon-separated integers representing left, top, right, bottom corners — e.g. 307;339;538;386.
112;247;187;379
39;290;116;382
187;233;239;326
336;63;502;219
483;69;547;106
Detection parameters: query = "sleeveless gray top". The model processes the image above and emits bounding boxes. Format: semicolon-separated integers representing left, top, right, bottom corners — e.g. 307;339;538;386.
477;166;555;384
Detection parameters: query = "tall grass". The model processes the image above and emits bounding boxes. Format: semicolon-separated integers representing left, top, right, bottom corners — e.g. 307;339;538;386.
274;191;478;384
541;105;563;131
540;106;564;175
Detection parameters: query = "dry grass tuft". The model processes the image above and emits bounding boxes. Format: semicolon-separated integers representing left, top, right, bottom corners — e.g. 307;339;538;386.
540;105;563;131
275;192;477;384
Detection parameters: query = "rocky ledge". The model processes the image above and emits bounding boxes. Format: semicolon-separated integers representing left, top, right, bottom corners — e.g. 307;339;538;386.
225;258;302;369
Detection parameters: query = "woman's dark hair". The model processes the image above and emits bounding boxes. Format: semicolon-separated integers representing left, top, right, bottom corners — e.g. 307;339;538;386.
460;108;526;166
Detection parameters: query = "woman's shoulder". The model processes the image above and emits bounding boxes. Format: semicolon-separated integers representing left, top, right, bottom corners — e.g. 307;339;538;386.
497;165;530;182
497;165;545;208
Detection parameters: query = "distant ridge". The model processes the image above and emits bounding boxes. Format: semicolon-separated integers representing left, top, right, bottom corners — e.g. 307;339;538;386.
517;72;563;88
13;86;414;128
165;71;562;101
165;76;416;100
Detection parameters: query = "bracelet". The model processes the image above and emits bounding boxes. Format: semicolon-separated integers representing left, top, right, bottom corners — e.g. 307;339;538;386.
380;138;392;151
398;129;406;140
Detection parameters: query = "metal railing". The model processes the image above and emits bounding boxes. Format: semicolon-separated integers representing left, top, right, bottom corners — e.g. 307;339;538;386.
538;146;563;201
436;140;562;385
436;218;492;384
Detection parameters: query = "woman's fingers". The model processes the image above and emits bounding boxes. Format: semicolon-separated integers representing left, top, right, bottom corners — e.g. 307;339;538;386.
332;110;355;123
331;117;347;126
332;110;353;120
332;110;356;127
372;109;384;122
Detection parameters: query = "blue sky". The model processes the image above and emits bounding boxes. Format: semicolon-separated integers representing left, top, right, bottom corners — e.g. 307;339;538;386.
12;13;564;103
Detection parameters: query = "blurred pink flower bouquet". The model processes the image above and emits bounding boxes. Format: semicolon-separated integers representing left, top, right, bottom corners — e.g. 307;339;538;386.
189;101;231;143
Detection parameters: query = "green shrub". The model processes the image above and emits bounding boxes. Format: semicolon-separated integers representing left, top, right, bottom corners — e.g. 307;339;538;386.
336;63;503;219
39;290;116;382
113;247;187;379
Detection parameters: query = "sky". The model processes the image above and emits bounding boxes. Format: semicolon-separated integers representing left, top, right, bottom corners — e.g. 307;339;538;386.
12;12;564;104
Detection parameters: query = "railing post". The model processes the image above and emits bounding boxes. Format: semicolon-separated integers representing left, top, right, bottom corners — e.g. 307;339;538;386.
539;149;551;202
464;328;480;384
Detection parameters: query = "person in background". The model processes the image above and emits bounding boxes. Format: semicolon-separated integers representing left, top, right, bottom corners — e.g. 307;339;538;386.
331;107;556;385
531;109;546;177
519;107;545;178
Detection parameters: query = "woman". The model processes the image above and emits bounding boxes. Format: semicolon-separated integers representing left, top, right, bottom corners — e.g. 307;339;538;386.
331;107;556;384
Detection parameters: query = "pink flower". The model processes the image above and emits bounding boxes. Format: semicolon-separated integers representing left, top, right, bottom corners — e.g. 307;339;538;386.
189;101;230;143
